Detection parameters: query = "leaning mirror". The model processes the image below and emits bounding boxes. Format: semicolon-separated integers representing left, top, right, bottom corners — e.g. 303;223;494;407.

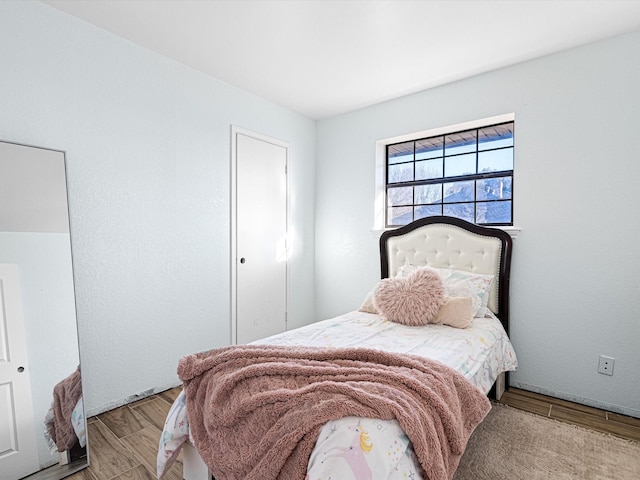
0;140;87;479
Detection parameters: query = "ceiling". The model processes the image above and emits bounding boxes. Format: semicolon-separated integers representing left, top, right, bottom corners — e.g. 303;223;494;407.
43;0;640;120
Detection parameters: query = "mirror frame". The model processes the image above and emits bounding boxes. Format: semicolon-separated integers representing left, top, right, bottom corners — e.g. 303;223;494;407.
0;140;88;480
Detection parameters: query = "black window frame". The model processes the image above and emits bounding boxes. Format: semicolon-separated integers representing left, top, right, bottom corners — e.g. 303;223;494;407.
385;121;514;227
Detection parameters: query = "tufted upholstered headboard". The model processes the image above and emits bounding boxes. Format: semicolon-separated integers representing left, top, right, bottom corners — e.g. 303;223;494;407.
380;216;512;332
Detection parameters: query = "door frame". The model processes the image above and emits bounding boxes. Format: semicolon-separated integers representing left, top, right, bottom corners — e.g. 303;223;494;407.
230;126;290;345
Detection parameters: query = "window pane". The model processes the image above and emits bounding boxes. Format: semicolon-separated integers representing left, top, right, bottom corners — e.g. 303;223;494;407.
478;123;514;151
415;204;442;220
443;181;474;203
385;121;514;227
387;186;413;206
444;203;474;223
415;137;443;160
476;200;512;224
445;130;477;156
416;159;443;180
415;184;442;204
445;152;476;178
388;206;413;226
476;176;512;201
388;162;414;183
478;147;513;173
388;141;414;164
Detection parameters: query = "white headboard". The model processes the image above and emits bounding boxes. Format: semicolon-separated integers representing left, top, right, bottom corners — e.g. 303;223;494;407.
379;216;512;331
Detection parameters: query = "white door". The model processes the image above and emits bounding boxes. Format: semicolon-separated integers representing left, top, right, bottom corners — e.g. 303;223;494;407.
232;129;288;344
0;264;39;479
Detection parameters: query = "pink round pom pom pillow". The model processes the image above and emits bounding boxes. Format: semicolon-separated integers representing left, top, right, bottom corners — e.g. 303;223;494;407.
372;267;445;326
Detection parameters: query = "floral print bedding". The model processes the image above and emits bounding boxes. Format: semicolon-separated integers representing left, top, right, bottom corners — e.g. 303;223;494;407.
308;416;424;480
157;310;517;479
44;398;86;453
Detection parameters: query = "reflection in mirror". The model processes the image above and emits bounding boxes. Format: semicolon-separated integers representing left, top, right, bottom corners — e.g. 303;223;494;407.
0;141;87;479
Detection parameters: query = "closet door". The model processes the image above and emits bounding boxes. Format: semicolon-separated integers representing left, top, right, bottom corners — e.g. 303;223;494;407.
233;129;288;344
0;264;39;479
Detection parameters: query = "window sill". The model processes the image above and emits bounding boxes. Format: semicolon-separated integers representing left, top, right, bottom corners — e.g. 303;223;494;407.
370;225;521;239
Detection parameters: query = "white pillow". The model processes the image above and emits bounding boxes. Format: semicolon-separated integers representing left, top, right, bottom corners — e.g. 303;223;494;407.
395;264;494;318
358;285;379;314
428;267;494;317
396;262;419;278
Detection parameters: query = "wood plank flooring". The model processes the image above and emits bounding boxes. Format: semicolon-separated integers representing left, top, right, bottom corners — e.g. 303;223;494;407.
54;386;640;480
64;387;183;480
500;387;640;442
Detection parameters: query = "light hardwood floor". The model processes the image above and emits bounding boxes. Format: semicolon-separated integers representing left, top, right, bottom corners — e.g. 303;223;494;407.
57;386;640;480
500;387;640;442
64;387;183;480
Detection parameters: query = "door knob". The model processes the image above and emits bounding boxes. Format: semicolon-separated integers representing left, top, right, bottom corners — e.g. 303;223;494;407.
240;258;246;264
17;366;25;373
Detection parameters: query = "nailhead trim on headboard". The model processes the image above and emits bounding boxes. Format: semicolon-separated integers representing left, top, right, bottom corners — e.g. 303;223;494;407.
380;216;512;334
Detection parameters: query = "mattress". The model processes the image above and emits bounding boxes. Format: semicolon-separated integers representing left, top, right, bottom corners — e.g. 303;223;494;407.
256;309;517;394
157;310;517;479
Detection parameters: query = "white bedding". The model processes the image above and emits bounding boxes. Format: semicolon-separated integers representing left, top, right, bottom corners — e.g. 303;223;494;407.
157;310;517;479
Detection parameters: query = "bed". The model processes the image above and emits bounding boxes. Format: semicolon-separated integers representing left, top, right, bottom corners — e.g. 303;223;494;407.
157;216;517;480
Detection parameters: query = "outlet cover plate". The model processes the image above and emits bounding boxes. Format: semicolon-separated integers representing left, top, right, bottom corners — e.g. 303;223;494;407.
598;355;615;376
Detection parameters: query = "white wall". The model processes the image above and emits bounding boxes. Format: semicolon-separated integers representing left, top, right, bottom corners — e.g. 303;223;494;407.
0;1;316;415
316;30;640;417
3;0;638;420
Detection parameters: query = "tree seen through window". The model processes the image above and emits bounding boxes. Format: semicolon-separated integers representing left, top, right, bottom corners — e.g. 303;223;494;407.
386;122;514;226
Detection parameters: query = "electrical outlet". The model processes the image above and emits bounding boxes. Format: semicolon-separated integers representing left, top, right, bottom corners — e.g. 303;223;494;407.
598;355;615;376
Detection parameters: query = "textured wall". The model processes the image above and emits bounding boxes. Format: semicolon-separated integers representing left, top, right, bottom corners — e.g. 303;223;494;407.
3;0;639;421
316;30;640;417
0;1;316;415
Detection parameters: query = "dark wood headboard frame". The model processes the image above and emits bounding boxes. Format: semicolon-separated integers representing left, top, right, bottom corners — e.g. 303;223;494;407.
379;216;513;334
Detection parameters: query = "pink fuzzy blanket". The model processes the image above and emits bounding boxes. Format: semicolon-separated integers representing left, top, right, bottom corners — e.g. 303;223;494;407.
178;345;490;480
46;367;82;451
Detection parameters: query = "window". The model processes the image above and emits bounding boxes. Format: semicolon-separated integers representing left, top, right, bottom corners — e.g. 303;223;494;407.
385;121;514;227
